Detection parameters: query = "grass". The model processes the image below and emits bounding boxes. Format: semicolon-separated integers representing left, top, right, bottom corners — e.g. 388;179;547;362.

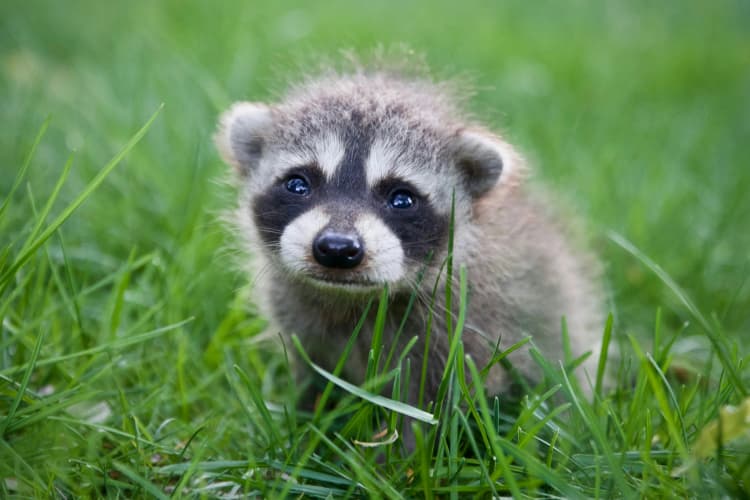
1;0;749;497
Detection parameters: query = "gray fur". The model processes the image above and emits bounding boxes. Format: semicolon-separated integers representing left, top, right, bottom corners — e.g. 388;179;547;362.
216;68;606;426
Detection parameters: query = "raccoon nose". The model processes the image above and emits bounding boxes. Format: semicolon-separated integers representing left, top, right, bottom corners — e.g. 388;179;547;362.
312;232;365;269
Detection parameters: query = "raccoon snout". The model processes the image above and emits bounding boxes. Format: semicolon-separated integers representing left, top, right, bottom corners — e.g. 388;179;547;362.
312;231;365;269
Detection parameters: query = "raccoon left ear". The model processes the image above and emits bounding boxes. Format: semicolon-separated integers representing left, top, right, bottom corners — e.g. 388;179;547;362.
215;102;274;177
452;130;511;197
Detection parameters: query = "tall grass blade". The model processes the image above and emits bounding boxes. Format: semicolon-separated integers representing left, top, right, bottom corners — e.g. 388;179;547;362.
292;335;437;424
0;329;45;436
0;105;164;289
608;231;746;396
595;313;614;396
20;153;75;258
0;117;50;221
112;461;169;500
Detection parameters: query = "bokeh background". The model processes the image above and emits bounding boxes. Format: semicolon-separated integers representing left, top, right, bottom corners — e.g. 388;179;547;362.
1;0;749;492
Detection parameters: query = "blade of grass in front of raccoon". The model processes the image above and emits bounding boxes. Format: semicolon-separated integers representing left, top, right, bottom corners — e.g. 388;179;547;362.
292;336;436;424
464;356;522;497
418;252;449;409
456;411;498;497
479;337;532;384
366;286;389;384
432;192;464;497
445;191;456;341
385;337;420;455
450;269;468;490
384;357;405;464
412;423;434;499
453;349;491;453
432;266;467;496
383;262;427;378
432;191;458;420
416;193;457;411
420;190;456;422
507;384;563;440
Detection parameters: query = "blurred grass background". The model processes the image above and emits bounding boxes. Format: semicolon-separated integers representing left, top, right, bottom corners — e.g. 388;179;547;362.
1;0;749;495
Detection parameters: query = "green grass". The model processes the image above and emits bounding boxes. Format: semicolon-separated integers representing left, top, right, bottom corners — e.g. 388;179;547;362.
2;0;749;497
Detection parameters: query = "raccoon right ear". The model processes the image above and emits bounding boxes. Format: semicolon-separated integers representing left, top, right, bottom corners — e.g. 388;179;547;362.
453;130;515;198
215;102;273;176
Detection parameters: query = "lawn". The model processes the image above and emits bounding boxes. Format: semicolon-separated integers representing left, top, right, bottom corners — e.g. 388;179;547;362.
1;0;749;497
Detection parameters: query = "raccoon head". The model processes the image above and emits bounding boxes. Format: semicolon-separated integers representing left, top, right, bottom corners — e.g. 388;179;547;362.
216;74;519;293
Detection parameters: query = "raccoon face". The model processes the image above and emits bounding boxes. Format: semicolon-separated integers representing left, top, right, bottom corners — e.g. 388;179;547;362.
216;93;512;292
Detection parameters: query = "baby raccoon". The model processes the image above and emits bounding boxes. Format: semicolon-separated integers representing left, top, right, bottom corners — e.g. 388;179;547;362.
216;68;604;419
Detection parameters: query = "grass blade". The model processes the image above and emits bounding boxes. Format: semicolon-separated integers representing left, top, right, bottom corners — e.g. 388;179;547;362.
112;461;169;500
0;329;45;437
595;313;614;396
1;317;192;376
19;153;75;260
608;231;747;396
0;117;50;221
292;335;437;425
0;104;164;289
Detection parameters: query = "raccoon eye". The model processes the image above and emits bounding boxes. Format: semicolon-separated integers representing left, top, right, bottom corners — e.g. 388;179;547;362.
388;189;415;209
284;175;311;196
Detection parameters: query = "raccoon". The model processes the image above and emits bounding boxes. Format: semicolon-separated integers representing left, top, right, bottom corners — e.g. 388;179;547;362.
216;68;604;424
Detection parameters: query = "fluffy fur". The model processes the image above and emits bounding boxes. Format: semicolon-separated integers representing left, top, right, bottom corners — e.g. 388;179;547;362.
216;67;605;422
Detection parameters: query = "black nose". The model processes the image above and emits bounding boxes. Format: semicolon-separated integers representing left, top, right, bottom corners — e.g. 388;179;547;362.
312;232;365;269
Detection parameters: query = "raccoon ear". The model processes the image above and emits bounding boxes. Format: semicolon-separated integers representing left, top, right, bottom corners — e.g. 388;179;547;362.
215;102;273;176
453;130;511;198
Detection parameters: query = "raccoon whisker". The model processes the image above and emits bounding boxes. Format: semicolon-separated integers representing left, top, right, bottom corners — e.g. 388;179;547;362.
254;227;286;236
251;209;300;218
399;255;444;273
399;237;447;248
399;289;458;329
401;275;449;309
249;261;275;288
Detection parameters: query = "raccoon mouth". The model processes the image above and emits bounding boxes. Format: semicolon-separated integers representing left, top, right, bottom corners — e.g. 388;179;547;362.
302;270;384;291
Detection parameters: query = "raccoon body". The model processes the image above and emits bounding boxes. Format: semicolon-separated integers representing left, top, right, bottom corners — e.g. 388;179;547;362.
216;69;604;413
